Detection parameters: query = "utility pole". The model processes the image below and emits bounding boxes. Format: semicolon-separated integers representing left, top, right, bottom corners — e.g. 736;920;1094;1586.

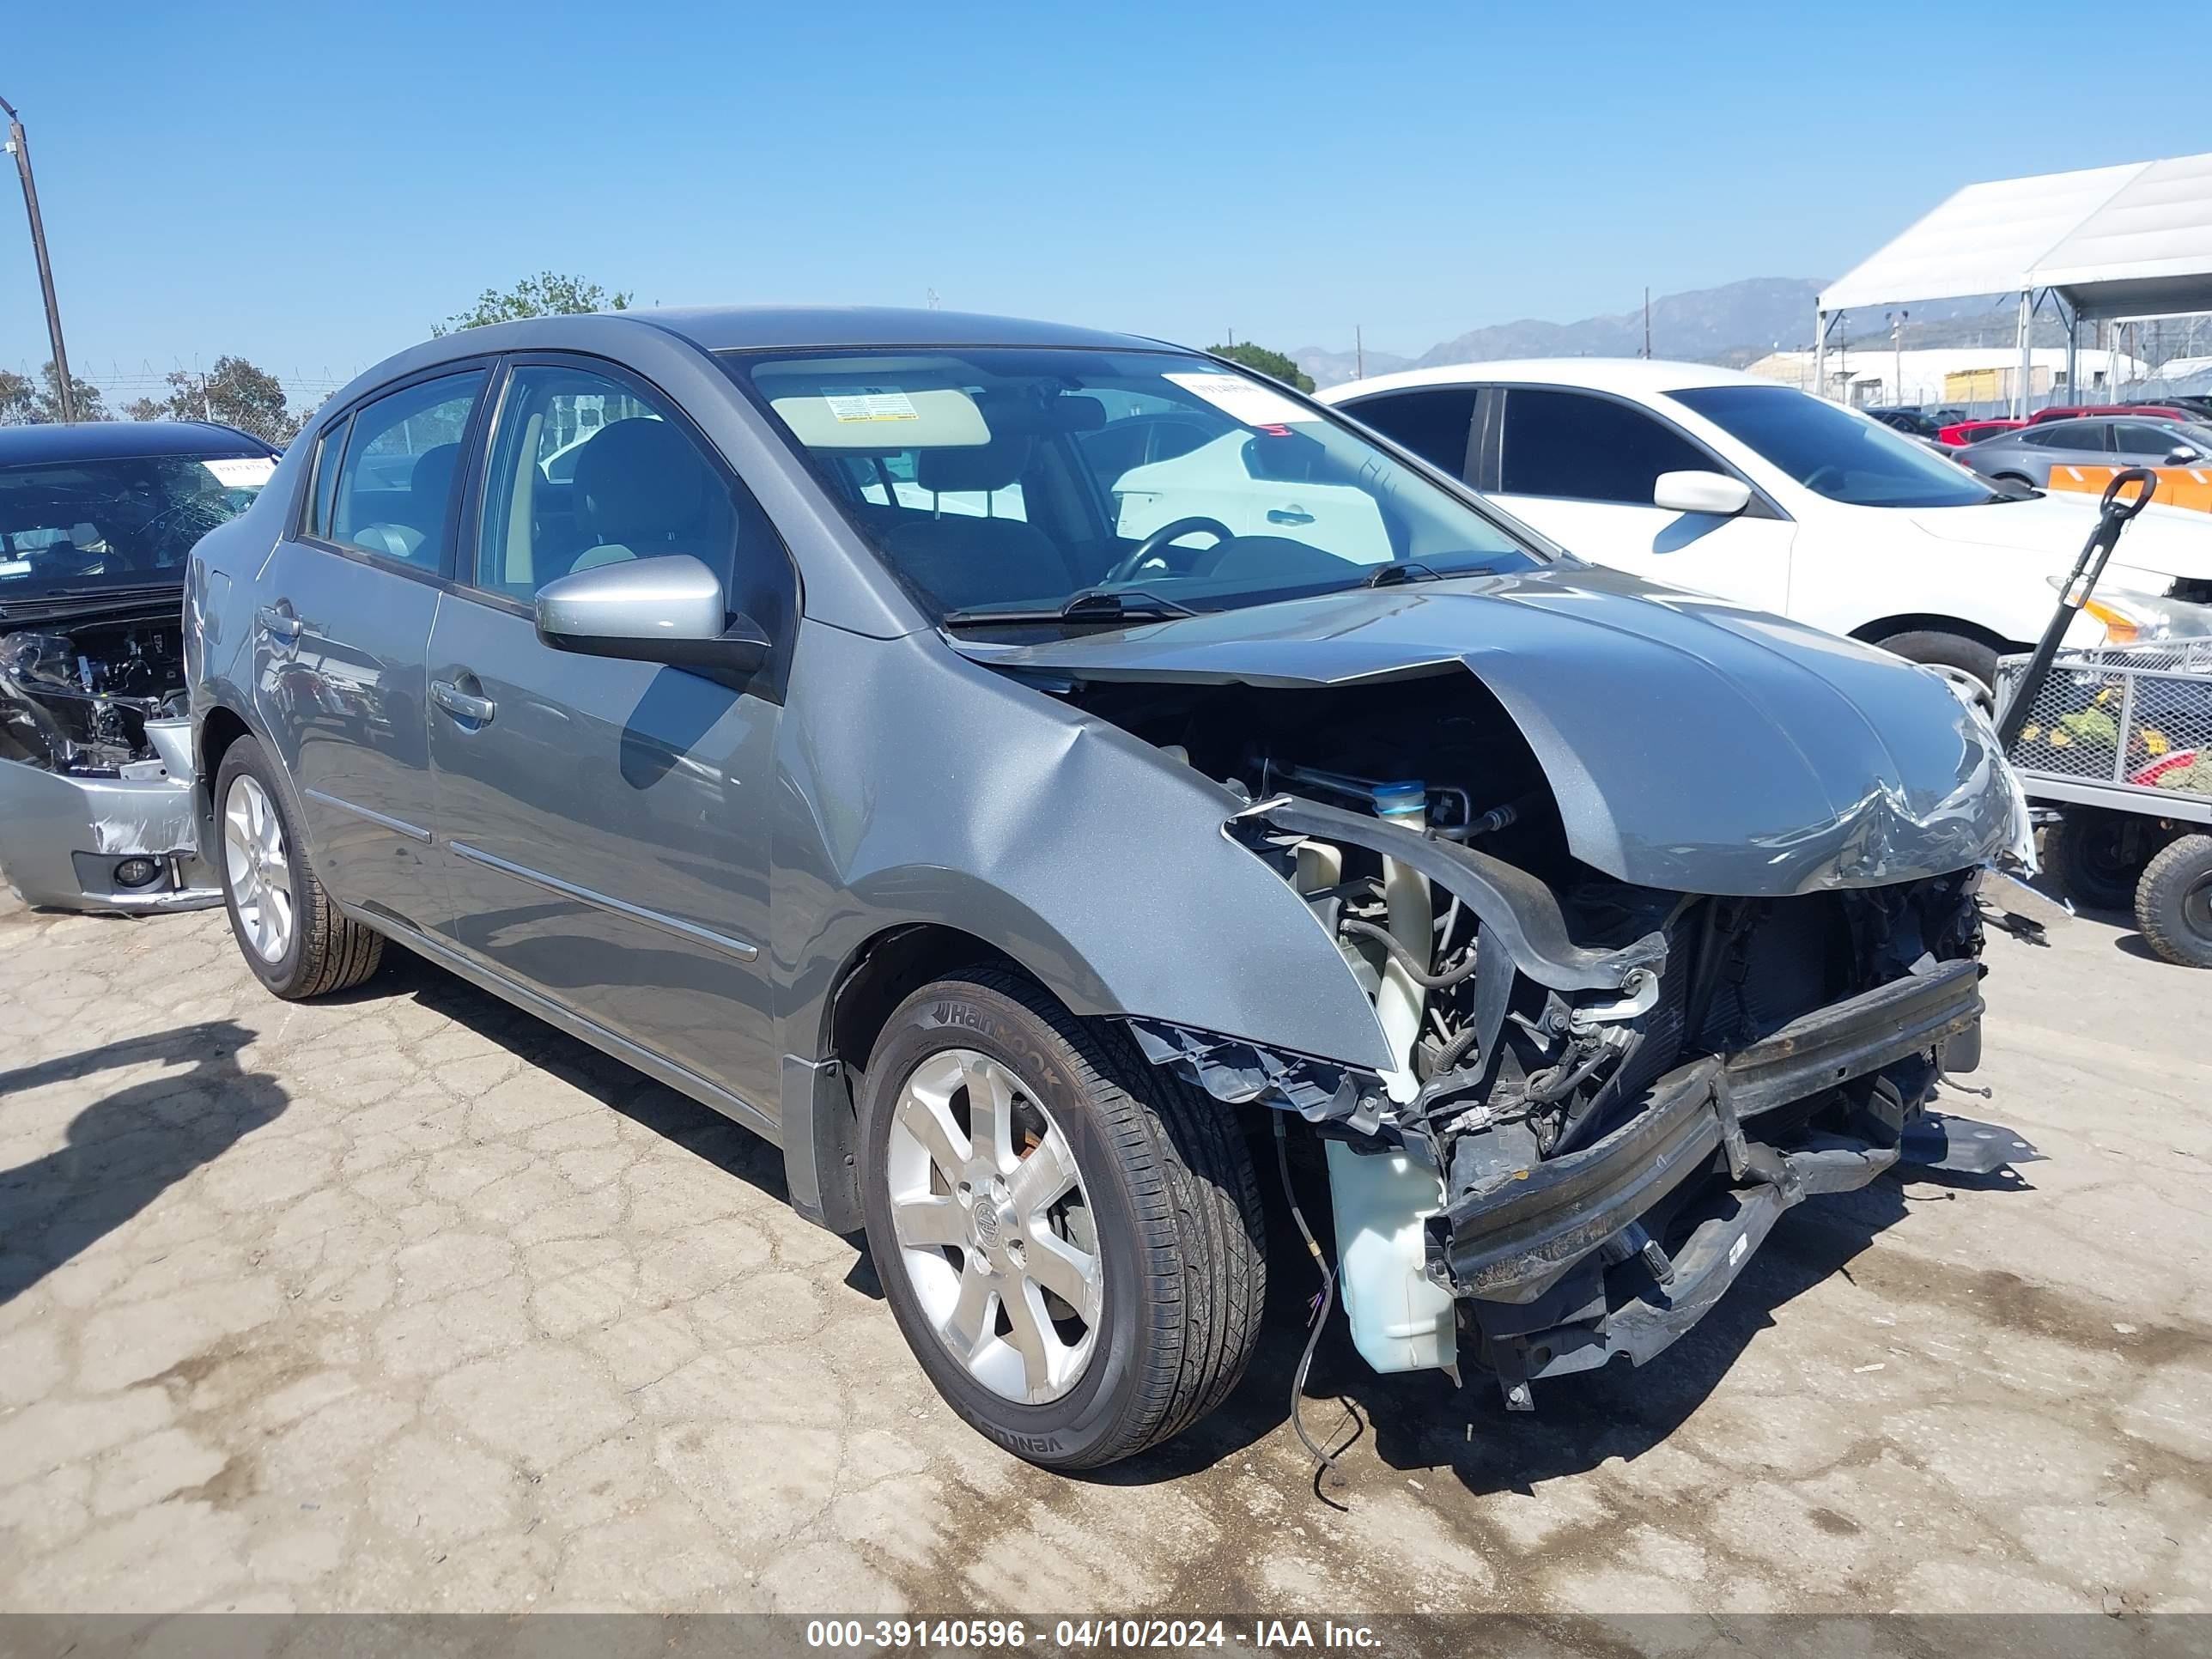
1888;308;1907;405
1642;288;1651;359
1;89;77;422
1355;324;1364;380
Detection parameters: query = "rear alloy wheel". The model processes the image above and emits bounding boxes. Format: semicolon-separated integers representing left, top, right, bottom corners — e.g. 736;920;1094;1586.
224;774;295;965
2136;834;2212;969
214;736;384;999
859;969;1264;1469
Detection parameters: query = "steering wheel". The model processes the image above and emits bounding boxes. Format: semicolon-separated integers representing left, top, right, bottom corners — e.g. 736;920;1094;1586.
1803;464;1845;493
1102;516;1234;586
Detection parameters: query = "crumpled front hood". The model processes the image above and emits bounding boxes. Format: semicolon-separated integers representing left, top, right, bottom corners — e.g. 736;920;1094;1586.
951;563;2028;896
1909;495;2212;583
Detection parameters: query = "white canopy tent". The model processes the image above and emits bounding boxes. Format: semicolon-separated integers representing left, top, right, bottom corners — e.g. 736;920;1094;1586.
1817;152;2212;414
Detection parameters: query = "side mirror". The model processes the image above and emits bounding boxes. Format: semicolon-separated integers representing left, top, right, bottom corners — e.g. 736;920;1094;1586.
2167;447;2203;466
535;554;769;678
1652;470;1753;516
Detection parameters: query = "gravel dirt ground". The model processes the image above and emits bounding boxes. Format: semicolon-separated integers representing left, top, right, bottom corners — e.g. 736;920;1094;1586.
1;879;2208;1620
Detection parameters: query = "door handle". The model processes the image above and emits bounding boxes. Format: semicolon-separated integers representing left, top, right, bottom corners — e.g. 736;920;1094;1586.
254;605;306;640
429;678;497;725
1267;507;1316;526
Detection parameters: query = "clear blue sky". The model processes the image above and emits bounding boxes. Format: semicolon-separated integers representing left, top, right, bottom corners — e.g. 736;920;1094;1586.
3;0;2201;400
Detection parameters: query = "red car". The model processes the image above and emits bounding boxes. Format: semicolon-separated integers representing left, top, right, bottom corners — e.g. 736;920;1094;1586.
1938;418;2026;446
2028;403;2201;424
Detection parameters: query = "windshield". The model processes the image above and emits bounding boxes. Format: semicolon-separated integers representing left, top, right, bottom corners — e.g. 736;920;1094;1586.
0;450;272;601
1669;384;2002;508
726;347;1537;624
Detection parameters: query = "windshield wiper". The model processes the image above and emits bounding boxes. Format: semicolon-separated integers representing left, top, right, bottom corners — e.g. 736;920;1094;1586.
1359;562;1444;588
940;588;1197;629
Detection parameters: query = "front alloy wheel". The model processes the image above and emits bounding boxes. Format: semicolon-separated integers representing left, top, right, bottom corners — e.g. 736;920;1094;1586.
859;969;1265;1470
886;1047;1103;1404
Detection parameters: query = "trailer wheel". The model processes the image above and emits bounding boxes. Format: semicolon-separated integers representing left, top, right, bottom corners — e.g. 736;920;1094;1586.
2136;834;2212;969
2044;808;2149;912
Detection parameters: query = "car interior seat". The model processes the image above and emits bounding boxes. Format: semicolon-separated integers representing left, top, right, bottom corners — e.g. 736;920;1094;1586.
568;418;728;574
346;443;461;565
878;434;1076;609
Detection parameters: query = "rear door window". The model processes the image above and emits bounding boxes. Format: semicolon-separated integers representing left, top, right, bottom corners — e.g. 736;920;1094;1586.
1499;388;1710;504
2020;422;2106;451
326;372;486;573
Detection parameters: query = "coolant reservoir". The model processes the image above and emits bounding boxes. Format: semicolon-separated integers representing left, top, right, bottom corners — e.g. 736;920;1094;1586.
1325;1139;1457;1375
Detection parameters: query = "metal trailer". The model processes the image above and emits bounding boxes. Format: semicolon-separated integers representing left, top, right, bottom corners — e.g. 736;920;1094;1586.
1997;637;2212;966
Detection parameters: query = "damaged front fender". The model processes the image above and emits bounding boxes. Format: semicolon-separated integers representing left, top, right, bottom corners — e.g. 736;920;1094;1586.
772;624;1400;1076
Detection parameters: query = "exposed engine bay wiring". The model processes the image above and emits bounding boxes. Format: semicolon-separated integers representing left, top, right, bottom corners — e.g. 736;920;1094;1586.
0;612;186;774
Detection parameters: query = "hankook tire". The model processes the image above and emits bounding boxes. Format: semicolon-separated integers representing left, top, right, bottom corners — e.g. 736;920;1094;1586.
858;968;1265;1469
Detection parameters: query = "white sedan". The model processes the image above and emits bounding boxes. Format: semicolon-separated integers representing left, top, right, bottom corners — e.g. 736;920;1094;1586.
1322;359;2212;684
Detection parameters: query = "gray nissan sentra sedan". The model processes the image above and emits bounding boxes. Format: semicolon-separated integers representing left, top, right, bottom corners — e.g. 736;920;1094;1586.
184;307;2039;1470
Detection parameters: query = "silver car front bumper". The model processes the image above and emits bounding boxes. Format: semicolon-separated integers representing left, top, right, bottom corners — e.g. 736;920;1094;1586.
0;754;222;915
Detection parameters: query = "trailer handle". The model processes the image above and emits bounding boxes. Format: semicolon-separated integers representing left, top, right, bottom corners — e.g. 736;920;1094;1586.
1994;467;2159;748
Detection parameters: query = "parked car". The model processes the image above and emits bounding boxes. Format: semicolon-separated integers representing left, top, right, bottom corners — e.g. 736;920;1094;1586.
1959;416;2212;489
1938;417;2026;447
1865;405;1941;438
185;308;2035;1470
1322;360;2212;688
0;420;277;911
2028;403;2203;425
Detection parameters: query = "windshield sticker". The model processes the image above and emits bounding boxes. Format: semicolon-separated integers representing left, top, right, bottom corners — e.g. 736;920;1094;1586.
1164;371;1320;427
201;457;276;488
823;387;920;424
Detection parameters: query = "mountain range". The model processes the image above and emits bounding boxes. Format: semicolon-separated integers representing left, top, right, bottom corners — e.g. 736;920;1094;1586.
1291;279;2081;388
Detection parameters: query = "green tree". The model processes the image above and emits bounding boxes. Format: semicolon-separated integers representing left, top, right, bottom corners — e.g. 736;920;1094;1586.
0;362;109;423
434;272;632;336
1207;341;1316;393
127;356;297;442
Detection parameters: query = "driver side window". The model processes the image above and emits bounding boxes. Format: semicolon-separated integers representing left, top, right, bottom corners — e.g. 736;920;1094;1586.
1499;389;1711;505
472;362;794;645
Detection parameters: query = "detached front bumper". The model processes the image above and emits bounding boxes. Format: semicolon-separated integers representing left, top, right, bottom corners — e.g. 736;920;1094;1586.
0;762;222;914
1436;957;2008;1399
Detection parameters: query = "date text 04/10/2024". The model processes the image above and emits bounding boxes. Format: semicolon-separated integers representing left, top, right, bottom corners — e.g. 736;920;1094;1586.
803;1620;1382;1650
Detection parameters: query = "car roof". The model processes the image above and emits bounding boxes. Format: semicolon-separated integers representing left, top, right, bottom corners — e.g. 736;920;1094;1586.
0;420;277;465
317;307;1197;430
1322;357;1771;402
623;305;1165;355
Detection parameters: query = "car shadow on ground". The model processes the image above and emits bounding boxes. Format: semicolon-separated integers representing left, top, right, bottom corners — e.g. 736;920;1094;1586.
356;945;797;1208
0;1019;286;1306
